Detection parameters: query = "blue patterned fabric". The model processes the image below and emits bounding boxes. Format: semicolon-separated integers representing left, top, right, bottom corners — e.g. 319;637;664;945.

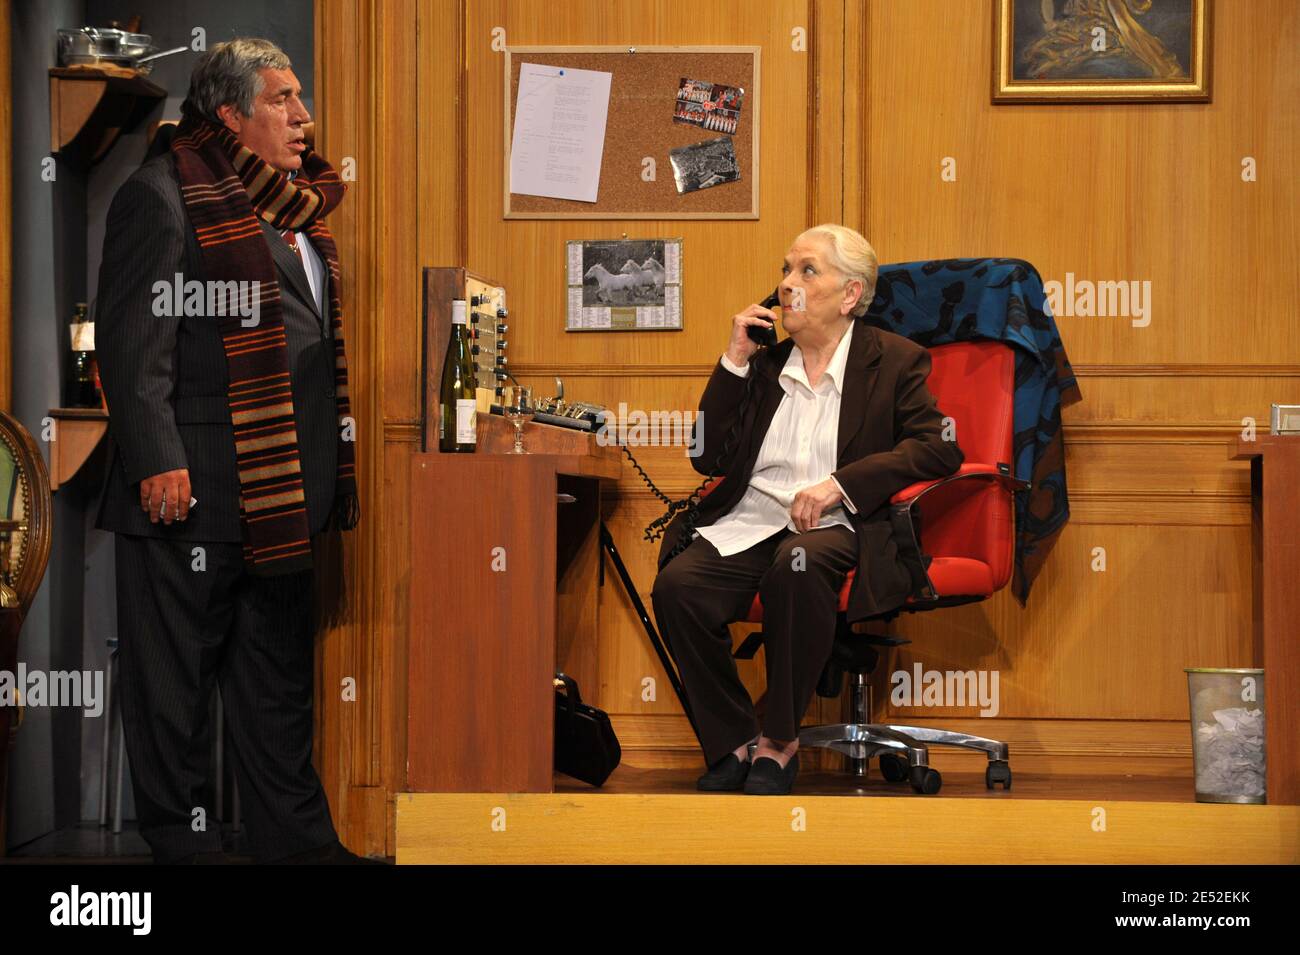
863;257;1081;606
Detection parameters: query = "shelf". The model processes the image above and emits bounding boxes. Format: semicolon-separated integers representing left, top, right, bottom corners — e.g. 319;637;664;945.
47;408;108;491
49;66;166;166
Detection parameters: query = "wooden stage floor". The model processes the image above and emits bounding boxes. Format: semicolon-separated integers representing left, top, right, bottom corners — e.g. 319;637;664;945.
557;763;1195;801
396;763;1299;865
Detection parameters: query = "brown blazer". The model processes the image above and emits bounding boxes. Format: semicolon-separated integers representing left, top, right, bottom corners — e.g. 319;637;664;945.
656;319;964;622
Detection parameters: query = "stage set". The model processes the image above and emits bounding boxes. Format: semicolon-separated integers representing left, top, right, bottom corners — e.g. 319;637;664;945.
2;0;1297;871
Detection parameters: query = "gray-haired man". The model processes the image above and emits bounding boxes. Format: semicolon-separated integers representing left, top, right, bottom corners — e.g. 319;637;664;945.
95;38;376;864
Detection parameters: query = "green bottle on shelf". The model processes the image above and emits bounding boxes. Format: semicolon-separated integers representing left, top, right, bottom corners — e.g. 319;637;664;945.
65;303;101;409
438;299;478;452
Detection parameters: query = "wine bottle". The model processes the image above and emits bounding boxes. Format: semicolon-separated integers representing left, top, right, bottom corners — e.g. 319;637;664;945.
66;303;101;408
438;299;477;452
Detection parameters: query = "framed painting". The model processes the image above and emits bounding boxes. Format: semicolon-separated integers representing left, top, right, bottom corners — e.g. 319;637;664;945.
993;0;1211;103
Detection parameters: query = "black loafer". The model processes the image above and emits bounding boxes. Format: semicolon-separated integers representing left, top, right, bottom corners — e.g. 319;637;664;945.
743;754;800;795
696;753;751;791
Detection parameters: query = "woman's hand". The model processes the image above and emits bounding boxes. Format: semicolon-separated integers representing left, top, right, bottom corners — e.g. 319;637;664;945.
790;478;843;532
725;303;778;368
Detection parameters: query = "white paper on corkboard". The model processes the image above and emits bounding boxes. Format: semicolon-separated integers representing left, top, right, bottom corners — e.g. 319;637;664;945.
509;63;612;203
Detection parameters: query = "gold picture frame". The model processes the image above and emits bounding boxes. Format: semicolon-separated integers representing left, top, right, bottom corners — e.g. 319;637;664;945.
993;0;1211;103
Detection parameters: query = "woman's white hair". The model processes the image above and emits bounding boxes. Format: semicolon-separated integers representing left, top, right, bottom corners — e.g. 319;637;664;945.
797;223;878;317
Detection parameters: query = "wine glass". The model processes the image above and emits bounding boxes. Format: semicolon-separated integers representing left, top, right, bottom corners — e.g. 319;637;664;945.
503;385;534;454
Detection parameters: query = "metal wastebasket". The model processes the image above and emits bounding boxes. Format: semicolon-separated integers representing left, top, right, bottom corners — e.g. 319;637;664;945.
1184;667;1265;804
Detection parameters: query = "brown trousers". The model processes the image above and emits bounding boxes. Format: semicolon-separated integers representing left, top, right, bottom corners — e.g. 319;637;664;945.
650;526;857;767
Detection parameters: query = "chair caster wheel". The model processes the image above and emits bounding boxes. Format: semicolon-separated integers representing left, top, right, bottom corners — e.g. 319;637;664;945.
909;766;942;794
879;754;908;782
986;760;1012;790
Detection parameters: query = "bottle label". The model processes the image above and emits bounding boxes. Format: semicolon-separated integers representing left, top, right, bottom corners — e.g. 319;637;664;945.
70;322;95;351
455;399;477;444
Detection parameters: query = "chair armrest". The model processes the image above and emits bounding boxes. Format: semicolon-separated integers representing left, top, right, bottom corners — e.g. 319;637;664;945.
887;464;1029;603
697;476;723;499
890;463;1030;508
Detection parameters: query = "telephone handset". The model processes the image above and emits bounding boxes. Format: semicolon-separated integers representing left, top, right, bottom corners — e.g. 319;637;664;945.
746;288;781;347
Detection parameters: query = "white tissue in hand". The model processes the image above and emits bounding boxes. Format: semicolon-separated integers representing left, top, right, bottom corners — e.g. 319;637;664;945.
1194;706;1265;797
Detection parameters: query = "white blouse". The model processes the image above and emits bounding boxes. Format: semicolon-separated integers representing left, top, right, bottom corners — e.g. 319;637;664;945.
695;321;859;557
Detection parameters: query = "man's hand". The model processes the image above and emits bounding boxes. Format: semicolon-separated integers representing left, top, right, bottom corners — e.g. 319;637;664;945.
790;478;843;533
140;468;192;524
725;303;779;369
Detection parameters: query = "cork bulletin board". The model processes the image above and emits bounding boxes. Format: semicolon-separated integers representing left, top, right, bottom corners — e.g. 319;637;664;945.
504;46;760;219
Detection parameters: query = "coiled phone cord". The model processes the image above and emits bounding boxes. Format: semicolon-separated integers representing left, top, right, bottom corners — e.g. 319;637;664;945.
632;364;759;560
626;290;780;558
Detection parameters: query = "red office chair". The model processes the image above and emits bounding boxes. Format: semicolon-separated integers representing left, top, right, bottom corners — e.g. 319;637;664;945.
729;340;1027;794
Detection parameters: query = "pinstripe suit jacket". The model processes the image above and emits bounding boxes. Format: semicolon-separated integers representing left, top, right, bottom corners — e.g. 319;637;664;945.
93;154;340;542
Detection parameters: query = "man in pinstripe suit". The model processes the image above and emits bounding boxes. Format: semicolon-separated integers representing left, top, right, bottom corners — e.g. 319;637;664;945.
94;39;376;864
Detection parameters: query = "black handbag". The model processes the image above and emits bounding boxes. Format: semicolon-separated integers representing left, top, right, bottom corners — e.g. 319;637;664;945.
554;672;621;786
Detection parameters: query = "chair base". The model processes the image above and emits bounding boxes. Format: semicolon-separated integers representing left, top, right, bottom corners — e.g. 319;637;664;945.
796;672;1012;795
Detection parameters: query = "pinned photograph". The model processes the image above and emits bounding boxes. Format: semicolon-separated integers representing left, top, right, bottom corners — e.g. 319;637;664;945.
669;137;741;194
579;239;669;308
673;77;744;134
566;238;682;331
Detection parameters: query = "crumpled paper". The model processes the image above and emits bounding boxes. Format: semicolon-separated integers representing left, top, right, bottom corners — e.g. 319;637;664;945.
1194;706;1265;797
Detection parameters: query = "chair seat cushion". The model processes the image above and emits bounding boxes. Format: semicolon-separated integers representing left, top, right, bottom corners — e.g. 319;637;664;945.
906;557;994;602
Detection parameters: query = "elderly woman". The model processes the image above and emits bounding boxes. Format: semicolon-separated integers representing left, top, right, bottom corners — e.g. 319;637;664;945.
651;224;963;795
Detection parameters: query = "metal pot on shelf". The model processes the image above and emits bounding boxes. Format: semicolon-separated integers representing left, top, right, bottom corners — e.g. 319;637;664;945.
57;27;185;74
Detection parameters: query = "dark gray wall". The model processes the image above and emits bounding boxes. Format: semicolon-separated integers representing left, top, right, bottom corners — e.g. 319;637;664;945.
7;0;313;850
9;0;90;852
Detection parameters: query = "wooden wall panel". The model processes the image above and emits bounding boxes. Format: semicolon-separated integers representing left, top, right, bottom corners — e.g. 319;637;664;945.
862;0;1299;368
315;0;460;856
315;0;378;857
1067;367;1300;427
882;523;1254;720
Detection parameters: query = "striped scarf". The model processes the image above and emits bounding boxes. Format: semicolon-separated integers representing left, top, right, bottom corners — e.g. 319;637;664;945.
170;114;358;576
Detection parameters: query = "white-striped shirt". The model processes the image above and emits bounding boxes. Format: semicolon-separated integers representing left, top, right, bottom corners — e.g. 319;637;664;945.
696;321;859;557
295;232;327;319
286;169;328;319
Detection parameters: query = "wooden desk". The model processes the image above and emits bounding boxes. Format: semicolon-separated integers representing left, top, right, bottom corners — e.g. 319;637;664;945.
1230;436;1300;804
407;418;621;792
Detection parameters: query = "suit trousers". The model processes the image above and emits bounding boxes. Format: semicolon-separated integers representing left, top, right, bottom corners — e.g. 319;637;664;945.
113;532;338;863
650;525;858;767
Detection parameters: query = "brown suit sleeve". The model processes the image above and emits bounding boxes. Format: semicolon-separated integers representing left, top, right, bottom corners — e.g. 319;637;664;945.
690;357;751;476
832;347;963;516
